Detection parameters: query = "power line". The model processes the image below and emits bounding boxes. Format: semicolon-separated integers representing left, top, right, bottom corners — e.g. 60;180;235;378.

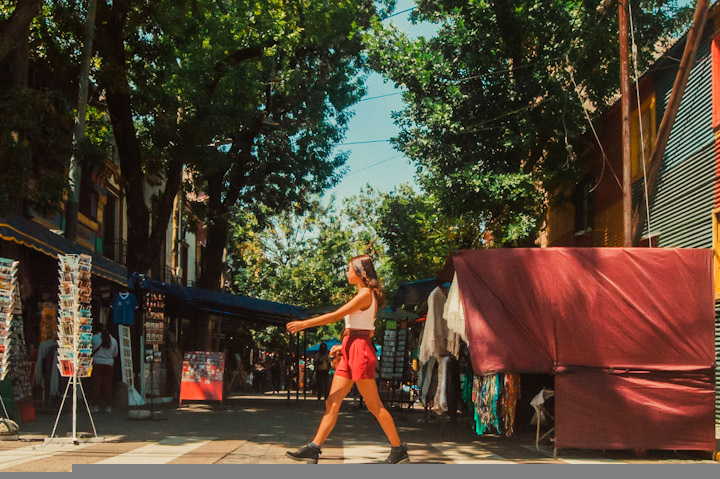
383;7;417;20
339;139;391;145
346;154;404;176
358;91;406;102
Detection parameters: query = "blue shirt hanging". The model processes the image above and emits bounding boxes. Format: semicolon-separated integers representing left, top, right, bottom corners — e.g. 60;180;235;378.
111;292;138;325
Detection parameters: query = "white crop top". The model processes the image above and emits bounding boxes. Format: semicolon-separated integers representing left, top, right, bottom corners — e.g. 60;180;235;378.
344;292;376;330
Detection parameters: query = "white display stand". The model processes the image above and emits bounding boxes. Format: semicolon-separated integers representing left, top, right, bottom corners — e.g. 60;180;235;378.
119;325;144;406
0;257;19;438
48;254;98;444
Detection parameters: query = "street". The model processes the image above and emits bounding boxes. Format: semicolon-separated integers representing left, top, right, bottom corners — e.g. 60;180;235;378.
0;394;717;471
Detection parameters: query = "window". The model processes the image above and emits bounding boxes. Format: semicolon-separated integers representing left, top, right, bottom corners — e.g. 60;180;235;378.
631;95;657;182
574;178;593;234
78;168;98;219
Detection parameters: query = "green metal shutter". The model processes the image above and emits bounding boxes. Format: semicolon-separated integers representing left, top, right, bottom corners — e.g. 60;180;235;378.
637;36;715;248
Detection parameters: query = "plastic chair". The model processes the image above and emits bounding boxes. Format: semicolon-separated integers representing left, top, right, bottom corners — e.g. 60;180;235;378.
530;388;555;450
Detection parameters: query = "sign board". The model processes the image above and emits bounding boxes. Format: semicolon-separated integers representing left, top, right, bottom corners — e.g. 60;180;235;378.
179;351;224;406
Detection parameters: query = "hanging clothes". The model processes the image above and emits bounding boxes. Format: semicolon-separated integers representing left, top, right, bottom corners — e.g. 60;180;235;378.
418;287;449;364
501;373;521;437
443;273;467;343
431;356;447;416
418;357;438;408
111;292;138;325
34;338;59;397
472;374;502;435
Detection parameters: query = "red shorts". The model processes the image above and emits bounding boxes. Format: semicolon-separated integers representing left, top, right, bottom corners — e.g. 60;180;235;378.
334;332;376;380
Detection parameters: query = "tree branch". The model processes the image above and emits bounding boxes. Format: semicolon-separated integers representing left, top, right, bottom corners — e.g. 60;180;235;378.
0;0;41;63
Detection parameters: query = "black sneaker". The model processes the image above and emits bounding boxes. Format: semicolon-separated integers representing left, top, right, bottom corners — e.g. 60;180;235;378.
384;444;410;464
286;443;321;464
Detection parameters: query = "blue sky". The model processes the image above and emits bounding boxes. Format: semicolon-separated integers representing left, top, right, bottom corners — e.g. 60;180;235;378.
324;0;697;206
323;0;438;206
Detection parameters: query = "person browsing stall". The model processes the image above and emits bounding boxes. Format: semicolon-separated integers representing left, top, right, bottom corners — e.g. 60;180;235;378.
285;255;410;464
91;324;118;413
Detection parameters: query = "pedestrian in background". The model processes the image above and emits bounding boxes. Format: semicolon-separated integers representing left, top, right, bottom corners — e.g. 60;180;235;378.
314;343;331;401
91;324;118;413
285;255;409;464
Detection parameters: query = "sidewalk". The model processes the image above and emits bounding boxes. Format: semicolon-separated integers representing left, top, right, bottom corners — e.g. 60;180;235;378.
1;393;717;467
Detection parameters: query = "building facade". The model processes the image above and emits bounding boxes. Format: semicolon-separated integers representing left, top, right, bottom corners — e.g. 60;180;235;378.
546;10;720;422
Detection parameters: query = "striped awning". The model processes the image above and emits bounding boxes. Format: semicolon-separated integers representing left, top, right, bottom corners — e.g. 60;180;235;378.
0;214;128;286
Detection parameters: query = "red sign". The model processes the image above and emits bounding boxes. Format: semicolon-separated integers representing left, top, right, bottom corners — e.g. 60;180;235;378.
179;351;224;406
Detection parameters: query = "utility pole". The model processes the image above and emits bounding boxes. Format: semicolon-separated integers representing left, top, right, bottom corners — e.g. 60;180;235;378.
65;0;98;242
618;0;632;247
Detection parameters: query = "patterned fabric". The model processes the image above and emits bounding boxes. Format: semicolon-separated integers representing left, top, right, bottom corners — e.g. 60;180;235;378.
501;373;521;437
473;374;501;435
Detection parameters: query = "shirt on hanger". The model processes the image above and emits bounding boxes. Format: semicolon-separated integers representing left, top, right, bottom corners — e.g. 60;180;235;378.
111;292;138;325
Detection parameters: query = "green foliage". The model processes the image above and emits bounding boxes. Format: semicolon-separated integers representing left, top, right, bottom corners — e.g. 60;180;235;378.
368;0;692;245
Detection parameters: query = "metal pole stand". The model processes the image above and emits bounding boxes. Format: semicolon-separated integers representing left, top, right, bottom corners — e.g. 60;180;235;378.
148;357;167;421
46;373;102;444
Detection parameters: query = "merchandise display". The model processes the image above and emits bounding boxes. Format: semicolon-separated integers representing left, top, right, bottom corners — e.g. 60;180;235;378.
144;293;165;363
56;254;93;378
0;257;19;381
0;257;32;402
179;351;224;405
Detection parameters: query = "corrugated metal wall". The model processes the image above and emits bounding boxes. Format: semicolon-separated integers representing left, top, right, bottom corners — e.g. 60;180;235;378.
642;30;719;423
640;37;715;247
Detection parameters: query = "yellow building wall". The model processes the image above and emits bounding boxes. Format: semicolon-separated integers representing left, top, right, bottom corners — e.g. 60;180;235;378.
591;200;625;247
547;203;575;246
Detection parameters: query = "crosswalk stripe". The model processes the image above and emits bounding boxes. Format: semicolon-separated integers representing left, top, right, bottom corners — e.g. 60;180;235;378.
433;441;509;463
341;440;387;464
95;436;215;464
0;441;100;470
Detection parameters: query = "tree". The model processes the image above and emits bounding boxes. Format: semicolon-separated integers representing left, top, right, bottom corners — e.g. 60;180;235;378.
0;1;111;217
0;0;42;63
369;0;692;245
93;0;395;282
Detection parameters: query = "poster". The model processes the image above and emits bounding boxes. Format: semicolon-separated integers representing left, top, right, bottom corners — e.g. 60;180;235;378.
119;325;144;406
179;351;224;405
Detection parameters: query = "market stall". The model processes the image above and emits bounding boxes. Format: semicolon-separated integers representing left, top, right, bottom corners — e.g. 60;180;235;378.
445;248;715;452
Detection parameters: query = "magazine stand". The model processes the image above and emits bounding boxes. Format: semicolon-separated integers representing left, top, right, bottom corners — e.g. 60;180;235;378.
144;293;167;420
48;254;98;444
0;258;21;440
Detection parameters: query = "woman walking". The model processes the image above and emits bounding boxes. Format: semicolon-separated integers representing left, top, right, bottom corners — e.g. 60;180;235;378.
285;255;409;464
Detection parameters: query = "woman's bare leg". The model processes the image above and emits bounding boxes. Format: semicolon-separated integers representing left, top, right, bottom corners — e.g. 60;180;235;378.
311;374;354;446
355;379;402;447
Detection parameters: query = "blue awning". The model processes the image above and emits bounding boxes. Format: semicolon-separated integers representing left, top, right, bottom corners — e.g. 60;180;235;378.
129;273;308;327
0;214;128;286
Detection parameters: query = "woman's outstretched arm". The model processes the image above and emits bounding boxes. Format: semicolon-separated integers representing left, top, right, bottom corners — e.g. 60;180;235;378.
286;288;372;333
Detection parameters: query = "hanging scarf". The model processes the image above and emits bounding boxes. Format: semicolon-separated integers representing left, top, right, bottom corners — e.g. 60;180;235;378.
500;373;521;437
473;374;502;435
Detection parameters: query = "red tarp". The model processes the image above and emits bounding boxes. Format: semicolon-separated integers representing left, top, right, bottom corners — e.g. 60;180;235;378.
452;248;715;451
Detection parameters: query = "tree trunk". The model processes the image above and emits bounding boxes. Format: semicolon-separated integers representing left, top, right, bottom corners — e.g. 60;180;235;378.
197;173;229;291
0;0;41;63
97;0;184;274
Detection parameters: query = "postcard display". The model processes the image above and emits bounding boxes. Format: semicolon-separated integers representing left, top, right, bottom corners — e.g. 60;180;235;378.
0;257;31;425
179;351;224;406
49;254;98;443
143;293;165;399
379;320;412;409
